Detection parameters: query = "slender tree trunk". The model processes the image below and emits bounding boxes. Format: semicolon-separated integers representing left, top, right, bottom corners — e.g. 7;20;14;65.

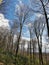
39;46;43;65
40;36;43;65
23;44;24;55
27;43;29;55
14;25;22;65
11;35;14;53
30;31;32;65
40;0;49;36
45;47;47;64
30;39;32;65
16;25;22;56
38;38;41;65
38;37;43;65
33;44;35;65
38;38;42;65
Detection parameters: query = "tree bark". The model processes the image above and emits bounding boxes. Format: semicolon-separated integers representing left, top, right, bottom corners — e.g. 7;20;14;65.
40;0;49;36
15;24;22;56
45;47;47;64
14;25;22;65
30;30;32;65
38;37;43;65
33;43;35;64
40;36;43;65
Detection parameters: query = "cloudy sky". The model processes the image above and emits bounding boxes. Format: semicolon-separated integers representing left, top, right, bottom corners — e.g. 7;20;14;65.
0;0;47;38
0;0;36;38
0;0;49;52
0;0;48;38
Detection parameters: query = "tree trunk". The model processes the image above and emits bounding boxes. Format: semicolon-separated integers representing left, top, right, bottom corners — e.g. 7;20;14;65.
27;43;29;55
30;31;32;65
45;47;47;64
40;36;43;65
38;37;43;65
15;25;22;56
14;25;22;65
40;0;49;36
30;39;32;64
39;46;43;65
33;44;35;64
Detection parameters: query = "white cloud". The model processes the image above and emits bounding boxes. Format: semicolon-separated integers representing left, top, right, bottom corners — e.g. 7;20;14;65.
23;30;29;35
18;0;22;4
35;13;43;18
22;30;30;38
21;36;30;41
0;13;10;29
16;4;20;11
27;23;32;28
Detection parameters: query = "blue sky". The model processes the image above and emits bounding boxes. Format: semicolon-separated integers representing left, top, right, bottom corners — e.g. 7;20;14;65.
0;0;17;20
0;0;49;52
0;0;36;38
0;0;47;38
0;0;29;20
4;0;17;20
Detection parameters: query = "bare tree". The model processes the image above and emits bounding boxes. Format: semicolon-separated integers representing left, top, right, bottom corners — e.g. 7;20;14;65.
33;17;45;65
0;0;11;14
44;44;47;64
28;24;32;65
29;0;49;36
9;20;19;53
32;39;37;64
15;1;30;56
21;40;25;55
11;1;30;65
0;22;15;53
27;22;36;64
45;37;49;63
0;27;10;51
